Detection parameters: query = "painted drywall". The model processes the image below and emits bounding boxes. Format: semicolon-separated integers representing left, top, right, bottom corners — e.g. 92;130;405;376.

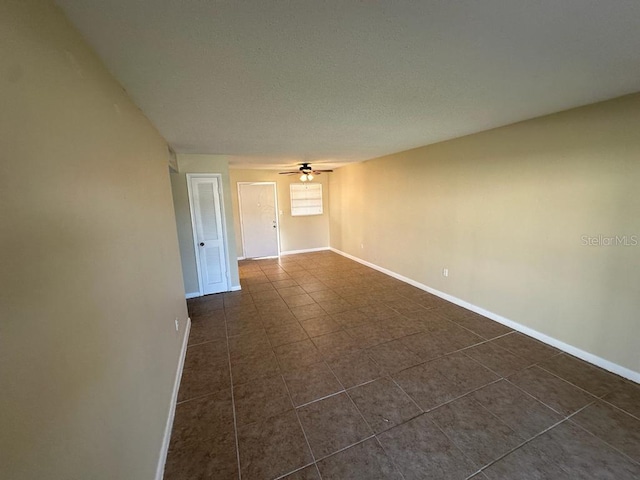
229;169;330;257
170;154;240;294
0;1;188;479
330;93;640;375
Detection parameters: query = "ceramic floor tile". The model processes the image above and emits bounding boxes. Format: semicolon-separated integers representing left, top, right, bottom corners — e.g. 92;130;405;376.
428;395;523;468
250;289;283;304
331;309;371;329
472;379;562;439
529;421;640;479
448;313;513;340
572;400;640;462
430;352;500;393
538;354;626;397
275;339;324;372
300;316;342;337
281;465;321;479
326;351;385;388
277;285;306;297
233;375;293;426
297;392;373;459
227;330;271;360
290;303;327;321
284;293;316;308
347;324;394;348
283;361;343;406
602;381;640;418
378;414;476;480
237;410;313;480
308;290;341;302
317;438;403;480
266;322;309;347
164;431;238;480
367;339;423;373
463;341;532;377
482;441;571;480
170;253;638;480
348;376;422;433
492;333;560;364
226;315;264;337
169;389;234;451
508;366;595;416
317;298;353;314
188;317;227;345
392;362;463;411
312;330;360;359
230;349;280;386
178;359;230;402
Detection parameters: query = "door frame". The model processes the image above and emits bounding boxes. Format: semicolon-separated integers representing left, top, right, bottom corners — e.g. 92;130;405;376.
186;173;231;296
237;181;281;259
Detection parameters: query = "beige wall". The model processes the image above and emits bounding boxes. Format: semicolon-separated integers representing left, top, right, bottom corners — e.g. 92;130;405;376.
230;169;330;257
0;1;188;479
171;154;240;293
330;94;640;375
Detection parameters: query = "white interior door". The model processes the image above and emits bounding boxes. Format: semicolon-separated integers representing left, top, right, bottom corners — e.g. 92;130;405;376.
189;175;229;295
238;182;279;258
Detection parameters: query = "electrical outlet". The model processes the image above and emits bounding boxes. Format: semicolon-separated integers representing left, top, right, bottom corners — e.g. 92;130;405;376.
174;318;179;331
442;268;449;277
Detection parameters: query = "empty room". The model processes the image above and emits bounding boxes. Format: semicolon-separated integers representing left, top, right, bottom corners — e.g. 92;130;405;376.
1;1;639;480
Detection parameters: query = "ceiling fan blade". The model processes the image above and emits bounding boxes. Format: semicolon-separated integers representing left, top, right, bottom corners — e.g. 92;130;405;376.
279;171;299;175
312;169;333;173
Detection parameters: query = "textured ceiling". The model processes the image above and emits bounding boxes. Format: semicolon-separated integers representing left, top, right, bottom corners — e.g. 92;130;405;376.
56;0;640;169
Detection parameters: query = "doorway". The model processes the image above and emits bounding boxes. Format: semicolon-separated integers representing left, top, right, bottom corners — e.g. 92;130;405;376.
238;182;280;258
187;174;230;295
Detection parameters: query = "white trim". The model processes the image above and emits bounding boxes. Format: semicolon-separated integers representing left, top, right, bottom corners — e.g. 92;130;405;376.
230;285;242;291
237;257;246;261
185;292;200;299
186;174;232;295
280;247;330;256
155;317;191;480
237;182;281;259
329;247;640;384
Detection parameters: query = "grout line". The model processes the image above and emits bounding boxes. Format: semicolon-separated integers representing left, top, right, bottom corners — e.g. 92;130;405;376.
235;252;640;477
597;395;640;422
280;372;323;479
294;387;347;409
223;314;243;480
388;376;424;414
372;435;408;480
272;462;317;480
501;376;578;418
534;362;616;400
569;415;640;467
473;402;597;477
311;434;376;464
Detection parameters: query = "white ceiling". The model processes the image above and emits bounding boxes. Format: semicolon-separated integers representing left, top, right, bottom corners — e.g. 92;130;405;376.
56;0;640;169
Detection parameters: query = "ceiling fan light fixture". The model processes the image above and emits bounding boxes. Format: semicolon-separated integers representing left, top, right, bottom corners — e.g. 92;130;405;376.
300;173;313;182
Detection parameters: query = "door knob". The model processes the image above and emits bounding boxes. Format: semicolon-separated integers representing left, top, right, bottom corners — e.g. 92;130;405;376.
199;242;205;246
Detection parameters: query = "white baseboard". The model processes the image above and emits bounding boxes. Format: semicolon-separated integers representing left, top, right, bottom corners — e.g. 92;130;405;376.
329;247;640;384
237;256;246;261
185;292;200;299
280;247;330;256
155;317;191;480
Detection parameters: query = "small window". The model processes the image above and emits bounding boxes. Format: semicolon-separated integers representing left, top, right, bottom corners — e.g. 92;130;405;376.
290;183;323;216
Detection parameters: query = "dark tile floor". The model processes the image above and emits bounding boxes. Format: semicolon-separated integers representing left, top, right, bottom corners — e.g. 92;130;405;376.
164;251;640;480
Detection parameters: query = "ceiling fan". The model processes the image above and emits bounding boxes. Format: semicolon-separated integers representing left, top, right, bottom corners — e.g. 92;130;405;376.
279;163;333;182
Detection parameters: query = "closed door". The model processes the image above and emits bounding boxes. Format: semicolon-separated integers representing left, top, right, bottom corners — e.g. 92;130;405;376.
189;175;229;295
238;182;279;258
